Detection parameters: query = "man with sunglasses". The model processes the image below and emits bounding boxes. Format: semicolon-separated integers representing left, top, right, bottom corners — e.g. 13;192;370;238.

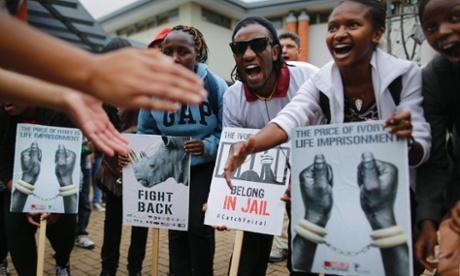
223;16;318;276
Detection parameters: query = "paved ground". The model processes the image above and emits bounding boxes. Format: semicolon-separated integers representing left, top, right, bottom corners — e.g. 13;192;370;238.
7;209;289;275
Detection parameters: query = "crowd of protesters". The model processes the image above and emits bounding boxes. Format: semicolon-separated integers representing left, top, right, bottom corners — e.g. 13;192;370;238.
1;0;460;275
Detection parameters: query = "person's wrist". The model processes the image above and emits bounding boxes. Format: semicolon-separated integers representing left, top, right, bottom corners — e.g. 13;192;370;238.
21;175;37;185
81;54;101;97
305;210;330;227
366;208;397;230
58;176;73;186
59;89;78;111
420;219;436;231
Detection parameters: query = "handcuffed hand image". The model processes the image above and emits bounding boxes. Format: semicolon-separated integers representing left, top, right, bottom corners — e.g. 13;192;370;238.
293;154;333;271
132;136;189;188
11;143;79;214
357;152;408;276
358;152;398;229
11;142;42;212
55;145;78;213
293;152;409;275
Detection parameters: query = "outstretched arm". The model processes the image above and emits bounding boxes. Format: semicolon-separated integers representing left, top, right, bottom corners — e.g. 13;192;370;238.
0;69;127;156
0;13;206;110
223;123;287;187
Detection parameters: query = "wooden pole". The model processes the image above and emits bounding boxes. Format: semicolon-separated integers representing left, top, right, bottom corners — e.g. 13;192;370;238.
151;228;160;276
36;216;47;276
229;230;244;276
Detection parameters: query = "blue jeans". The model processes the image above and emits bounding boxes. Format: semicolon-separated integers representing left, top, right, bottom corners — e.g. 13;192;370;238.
91;155;103;204
76;166;91;236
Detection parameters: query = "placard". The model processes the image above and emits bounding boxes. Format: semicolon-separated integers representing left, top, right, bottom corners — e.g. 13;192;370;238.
291;121;412;276
205;127;290;235
11;123;82;213
123;134;190;231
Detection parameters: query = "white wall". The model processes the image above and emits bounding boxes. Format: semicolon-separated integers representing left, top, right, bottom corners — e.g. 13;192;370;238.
117;4;193;45
306;20;437;68
188;3;235;82
420;41;437;66
308;23;332;67
107;2;234;82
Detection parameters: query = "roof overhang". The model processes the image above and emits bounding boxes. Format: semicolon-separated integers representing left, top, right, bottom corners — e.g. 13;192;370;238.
99;0;339;32
28;0;109;52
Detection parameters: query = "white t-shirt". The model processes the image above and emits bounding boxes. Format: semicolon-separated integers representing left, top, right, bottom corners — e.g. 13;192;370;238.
223;61;318;129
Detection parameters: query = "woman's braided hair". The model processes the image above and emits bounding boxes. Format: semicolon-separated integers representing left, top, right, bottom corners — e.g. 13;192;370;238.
171;25;209;63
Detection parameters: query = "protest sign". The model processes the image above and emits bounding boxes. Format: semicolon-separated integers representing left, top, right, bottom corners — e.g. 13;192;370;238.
205;127;290;235
11;123;82;213
123;134;190;231
291;121;412;276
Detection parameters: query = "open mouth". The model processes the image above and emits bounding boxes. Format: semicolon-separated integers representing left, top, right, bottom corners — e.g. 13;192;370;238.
441;41;460;59
3;104;13;112
245;64;262;76
333;43;353;56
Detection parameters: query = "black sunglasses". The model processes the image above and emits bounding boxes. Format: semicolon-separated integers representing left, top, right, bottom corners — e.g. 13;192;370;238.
229;37;271;55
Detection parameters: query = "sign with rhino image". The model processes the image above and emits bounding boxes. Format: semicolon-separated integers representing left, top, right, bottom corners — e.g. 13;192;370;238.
205;127;291;235
11;123;82;214
123;134;190;231
290;121;412;276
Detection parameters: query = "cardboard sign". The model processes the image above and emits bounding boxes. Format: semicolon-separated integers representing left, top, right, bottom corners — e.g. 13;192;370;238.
11;123;82;213
205;127;290;235
123;134;190;231
291;121;412;276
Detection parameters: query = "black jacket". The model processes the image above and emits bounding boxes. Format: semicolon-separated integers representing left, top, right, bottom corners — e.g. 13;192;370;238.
416;55;460;226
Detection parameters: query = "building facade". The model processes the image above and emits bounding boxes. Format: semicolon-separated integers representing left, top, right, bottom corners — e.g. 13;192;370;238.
98;0;435;82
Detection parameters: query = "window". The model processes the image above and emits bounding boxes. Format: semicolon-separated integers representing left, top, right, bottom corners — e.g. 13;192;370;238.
116;8;179;36
311;13;329;25
269;17;283;32
201;8;231;29
157;9;179;25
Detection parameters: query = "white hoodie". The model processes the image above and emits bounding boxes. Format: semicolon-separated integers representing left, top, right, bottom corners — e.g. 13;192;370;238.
272;48;431;167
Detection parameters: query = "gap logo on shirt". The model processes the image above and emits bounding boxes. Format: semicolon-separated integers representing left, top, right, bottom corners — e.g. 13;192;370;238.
163;102;213;127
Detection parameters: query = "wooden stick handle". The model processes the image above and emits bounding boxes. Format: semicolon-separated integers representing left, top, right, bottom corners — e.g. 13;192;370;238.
151;228;160;276
229;230;244;276
36;217;47;276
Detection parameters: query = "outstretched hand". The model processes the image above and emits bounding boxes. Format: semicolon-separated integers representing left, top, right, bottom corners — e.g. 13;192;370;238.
62;90;128;156
223;137;256;188
86;48;207;110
